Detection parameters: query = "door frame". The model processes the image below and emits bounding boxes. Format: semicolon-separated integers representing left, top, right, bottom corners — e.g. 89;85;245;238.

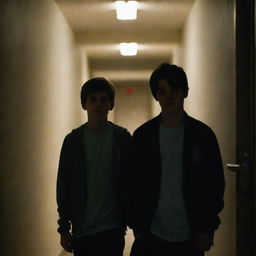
235;0;255;255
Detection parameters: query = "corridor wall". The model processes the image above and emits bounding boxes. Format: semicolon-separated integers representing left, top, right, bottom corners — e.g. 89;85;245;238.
0;0;85;255
181;0;236;255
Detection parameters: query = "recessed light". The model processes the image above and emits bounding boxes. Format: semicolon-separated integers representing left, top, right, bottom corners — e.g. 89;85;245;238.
115;1;138;20
120;43;138;56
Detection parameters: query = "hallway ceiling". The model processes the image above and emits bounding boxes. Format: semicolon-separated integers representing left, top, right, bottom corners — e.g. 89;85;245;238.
56;0;194;81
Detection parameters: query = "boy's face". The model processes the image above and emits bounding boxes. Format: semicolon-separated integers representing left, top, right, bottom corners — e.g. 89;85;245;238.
83;91;114;121
156;79;185;114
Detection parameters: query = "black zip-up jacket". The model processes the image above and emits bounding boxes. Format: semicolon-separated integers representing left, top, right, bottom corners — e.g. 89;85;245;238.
56;122;133;236
128;113;225;238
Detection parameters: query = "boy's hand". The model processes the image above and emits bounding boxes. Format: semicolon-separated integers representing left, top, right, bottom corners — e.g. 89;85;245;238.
60;233;73;252
194;233;213;252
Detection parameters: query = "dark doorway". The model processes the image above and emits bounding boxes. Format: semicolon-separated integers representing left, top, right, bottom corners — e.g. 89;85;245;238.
235;0;255;255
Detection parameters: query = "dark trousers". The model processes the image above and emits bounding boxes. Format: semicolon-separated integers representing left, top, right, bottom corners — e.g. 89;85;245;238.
130;233;204;256
73;229;125;256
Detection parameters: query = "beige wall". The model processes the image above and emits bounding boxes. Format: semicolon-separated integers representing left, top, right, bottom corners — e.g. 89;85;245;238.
114;81;151;134
180;0;236;255
0;0;86;255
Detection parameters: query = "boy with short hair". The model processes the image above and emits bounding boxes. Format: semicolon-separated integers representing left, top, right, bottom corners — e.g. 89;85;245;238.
56;77;132;256
129;63;225;256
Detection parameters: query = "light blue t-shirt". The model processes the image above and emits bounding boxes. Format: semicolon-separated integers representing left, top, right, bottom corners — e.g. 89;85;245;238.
150;123;191;242
78;123;122;237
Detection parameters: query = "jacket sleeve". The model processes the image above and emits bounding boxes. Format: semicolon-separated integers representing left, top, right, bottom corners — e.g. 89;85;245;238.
126;129;155;233
117;129;136;227
188;128;225;238
56;134;73;234
204;130;225;235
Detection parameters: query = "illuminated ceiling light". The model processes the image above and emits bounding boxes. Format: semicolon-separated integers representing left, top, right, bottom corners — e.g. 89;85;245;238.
120;43;138;56
115;1;138;20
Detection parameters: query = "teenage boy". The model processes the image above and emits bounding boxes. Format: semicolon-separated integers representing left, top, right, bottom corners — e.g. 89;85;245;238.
56;77;132;256
129;63;225;256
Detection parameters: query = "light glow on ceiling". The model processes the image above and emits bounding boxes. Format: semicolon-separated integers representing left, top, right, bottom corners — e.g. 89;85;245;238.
120;43;138;56
115;1;138;20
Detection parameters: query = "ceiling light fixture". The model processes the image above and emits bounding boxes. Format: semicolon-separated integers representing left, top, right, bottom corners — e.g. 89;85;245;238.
120;43;138;56
115;1;138;20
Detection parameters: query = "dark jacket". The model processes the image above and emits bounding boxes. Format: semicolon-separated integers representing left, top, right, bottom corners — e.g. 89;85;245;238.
56;122;133;236
129;113;225;238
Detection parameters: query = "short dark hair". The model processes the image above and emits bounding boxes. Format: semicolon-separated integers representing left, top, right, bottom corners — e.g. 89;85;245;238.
80;77;115;107
149;63;189;99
